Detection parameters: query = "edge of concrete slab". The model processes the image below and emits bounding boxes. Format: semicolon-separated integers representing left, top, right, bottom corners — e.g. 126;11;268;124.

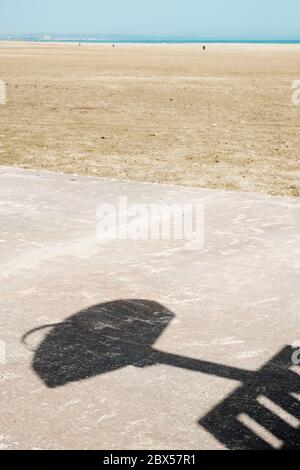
1;164;299;205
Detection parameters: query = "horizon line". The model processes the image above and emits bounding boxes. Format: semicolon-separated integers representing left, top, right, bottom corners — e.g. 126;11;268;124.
1;33;300;41
1;36;300;44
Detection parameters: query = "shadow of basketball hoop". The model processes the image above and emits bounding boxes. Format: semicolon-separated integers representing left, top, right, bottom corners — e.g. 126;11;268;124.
22;299;300;449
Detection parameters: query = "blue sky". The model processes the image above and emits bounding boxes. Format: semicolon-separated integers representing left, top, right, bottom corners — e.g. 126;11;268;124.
1;0;300;39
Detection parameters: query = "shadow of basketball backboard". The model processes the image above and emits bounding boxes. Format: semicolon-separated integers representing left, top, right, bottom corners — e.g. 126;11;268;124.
22;299;300;449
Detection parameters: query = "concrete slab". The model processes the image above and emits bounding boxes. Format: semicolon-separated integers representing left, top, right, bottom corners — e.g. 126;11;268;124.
0;166;299;450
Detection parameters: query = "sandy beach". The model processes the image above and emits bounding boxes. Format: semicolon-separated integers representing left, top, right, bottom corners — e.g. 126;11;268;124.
0;41;299;196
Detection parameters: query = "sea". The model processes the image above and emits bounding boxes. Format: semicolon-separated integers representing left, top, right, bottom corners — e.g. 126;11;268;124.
1;34;300;44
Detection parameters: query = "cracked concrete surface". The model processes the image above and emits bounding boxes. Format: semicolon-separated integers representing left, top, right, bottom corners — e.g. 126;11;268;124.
0;166;299;449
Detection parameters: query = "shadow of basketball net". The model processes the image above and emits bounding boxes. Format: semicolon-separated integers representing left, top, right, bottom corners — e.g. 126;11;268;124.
22;300;300;449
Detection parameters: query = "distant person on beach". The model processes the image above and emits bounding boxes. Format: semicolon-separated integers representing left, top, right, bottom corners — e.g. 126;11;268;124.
203;45;206;51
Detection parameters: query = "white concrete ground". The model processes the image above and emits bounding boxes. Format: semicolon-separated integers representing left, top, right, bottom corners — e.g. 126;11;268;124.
0;166;299;450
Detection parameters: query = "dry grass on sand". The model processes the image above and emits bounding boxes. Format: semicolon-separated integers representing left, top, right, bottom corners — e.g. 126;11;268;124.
0;42;300;197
